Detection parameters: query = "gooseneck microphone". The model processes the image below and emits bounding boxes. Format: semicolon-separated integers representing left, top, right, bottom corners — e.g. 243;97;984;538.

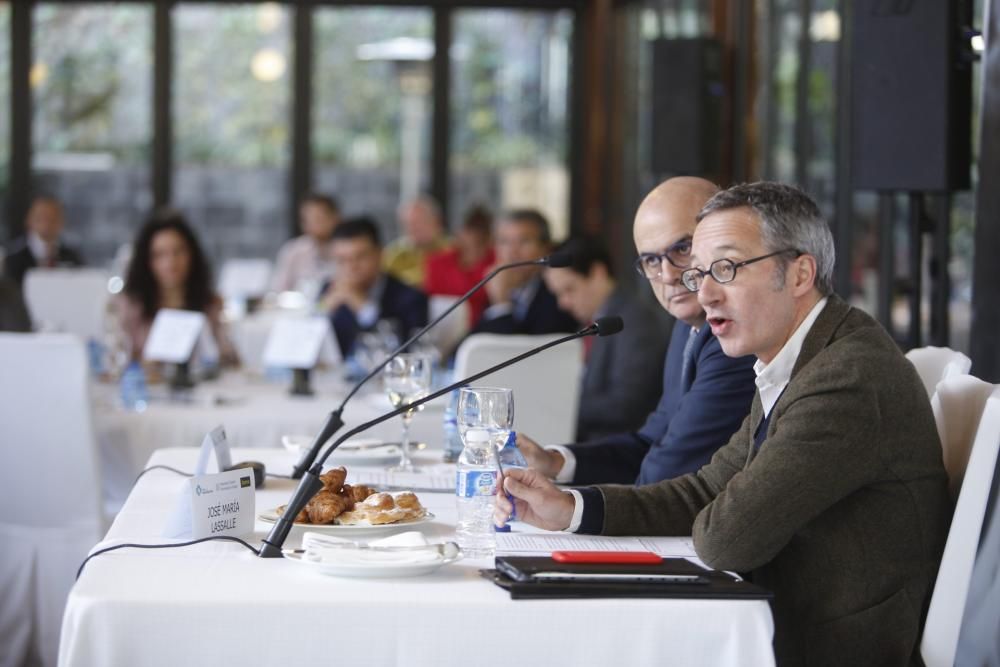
259;315;624;557
289;249;574;479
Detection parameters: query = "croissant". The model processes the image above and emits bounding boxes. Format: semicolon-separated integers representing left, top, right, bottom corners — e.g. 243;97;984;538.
306;489;351;524
319;467;347;492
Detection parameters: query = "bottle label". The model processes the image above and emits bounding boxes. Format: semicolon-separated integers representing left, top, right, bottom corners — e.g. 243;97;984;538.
456;470;497;498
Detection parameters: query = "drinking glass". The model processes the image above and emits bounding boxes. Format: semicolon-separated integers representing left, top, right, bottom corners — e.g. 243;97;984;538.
383;352;433;472
457;387;514;453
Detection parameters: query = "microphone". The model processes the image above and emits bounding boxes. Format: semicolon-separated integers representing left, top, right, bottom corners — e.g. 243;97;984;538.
289;250;573;479
259;315;623;557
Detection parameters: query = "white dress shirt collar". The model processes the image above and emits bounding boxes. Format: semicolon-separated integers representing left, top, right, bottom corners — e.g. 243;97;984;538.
27;232;54;264
753;296;828;417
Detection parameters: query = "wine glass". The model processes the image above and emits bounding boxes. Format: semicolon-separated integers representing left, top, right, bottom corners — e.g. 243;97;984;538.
457;387;514;454
383;352;433;472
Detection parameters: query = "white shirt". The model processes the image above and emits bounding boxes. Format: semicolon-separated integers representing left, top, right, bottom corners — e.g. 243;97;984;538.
753;296;828;418
565;297;829;533
269;235;336;293
27;232;54;265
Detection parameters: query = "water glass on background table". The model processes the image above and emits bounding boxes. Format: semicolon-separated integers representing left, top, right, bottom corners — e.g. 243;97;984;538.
382;352;433;472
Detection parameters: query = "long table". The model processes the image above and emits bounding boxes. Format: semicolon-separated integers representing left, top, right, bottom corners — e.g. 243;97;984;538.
59;448;775;667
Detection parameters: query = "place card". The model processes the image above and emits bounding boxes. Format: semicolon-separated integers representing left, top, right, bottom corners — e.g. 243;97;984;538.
189;467;256;539
262;316;339;369
163;425;234;538
194;425;232;474
143;309;206;363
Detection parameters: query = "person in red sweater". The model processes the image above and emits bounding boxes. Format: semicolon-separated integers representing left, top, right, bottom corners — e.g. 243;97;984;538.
423;205;495;327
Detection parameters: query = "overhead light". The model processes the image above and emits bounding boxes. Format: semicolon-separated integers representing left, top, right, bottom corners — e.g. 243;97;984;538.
810;10;841;42
251;49;286;82
256;3;282;34
30;62;48;88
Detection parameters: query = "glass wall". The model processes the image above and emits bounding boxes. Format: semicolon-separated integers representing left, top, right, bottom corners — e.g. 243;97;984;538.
313;7;433;241
449;10;573;238
173;3;290;265
31;3;152;264
0;2;9;243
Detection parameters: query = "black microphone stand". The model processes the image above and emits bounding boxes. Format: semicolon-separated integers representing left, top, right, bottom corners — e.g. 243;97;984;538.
289;253;569;479
259;319;614;558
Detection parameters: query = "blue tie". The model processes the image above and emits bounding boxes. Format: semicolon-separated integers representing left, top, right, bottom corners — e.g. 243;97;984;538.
680;327;698;388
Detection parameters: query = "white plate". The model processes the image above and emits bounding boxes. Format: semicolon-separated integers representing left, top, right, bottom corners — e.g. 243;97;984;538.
282;435;412;464
258;509;436;537
329;438;405;464
283;549;461;578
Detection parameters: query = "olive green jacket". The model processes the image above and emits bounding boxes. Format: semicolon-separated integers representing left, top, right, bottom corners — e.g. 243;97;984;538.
596;295;951;666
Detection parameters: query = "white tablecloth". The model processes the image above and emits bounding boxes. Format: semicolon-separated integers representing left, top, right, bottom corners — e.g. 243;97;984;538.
93;372;448;512
59;448;775;667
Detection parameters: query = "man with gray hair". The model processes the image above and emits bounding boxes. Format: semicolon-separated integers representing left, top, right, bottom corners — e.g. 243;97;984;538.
496;182;950;666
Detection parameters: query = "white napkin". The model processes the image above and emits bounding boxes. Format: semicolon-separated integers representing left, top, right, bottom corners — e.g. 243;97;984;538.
302;531;441;565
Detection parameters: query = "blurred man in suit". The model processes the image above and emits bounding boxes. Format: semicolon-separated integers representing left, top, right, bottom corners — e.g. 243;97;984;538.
498;182;950;666
472;209;576;335
518;177;757;485
4;196;84;288
321;217;427;358
543;237;666;439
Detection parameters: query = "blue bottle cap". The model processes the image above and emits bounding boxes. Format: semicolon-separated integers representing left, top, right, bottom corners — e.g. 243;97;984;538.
494;524;512;532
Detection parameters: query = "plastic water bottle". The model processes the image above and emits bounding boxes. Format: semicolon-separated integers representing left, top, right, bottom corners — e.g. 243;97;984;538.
120;361;149;412
86;338;105;377
497;431;527;524
442;391;464;463
455;428;498;558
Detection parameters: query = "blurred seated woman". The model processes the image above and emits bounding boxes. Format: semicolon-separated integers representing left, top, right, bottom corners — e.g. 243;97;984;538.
117;209;238;366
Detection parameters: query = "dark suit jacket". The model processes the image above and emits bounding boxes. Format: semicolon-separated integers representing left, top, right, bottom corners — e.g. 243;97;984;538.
3;239;84;288
586;296;951;666
0;277;31;332
575;287;668;440
329;274;428;357
570;320;757;485
472;277;576;335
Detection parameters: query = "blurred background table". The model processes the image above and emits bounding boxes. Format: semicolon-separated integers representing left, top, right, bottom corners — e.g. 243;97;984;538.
92;371;448;513
60;448;775;667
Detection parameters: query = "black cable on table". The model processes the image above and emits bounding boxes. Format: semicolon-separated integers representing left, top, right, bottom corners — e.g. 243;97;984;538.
76;535;260;580
133;465;194;484
134;466;294;484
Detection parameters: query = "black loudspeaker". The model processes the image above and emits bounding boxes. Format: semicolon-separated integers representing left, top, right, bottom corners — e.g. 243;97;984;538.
851;1;972;191
650;38;723;177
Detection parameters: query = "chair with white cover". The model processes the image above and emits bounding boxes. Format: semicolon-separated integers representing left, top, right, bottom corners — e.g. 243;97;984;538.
453;333;583;445
426;296;470;359
930;374;996;501
905;346;972;398
23;268;110;341
921;384;1000;667
0;333;103;667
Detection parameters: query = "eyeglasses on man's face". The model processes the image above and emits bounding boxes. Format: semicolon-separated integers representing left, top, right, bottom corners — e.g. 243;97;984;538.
680;248;802;292
633;238;694;281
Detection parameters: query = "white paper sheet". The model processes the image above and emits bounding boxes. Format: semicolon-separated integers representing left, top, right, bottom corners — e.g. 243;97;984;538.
349;469;455;492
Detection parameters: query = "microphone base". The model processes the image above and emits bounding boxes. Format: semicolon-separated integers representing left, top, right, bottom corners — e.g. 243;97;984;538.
290;368;314;397
258;541;285;559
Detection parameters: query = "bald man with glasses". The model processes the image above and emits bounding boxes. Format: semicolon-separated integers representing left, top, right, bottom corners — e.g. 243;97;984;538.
516;176;757;486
